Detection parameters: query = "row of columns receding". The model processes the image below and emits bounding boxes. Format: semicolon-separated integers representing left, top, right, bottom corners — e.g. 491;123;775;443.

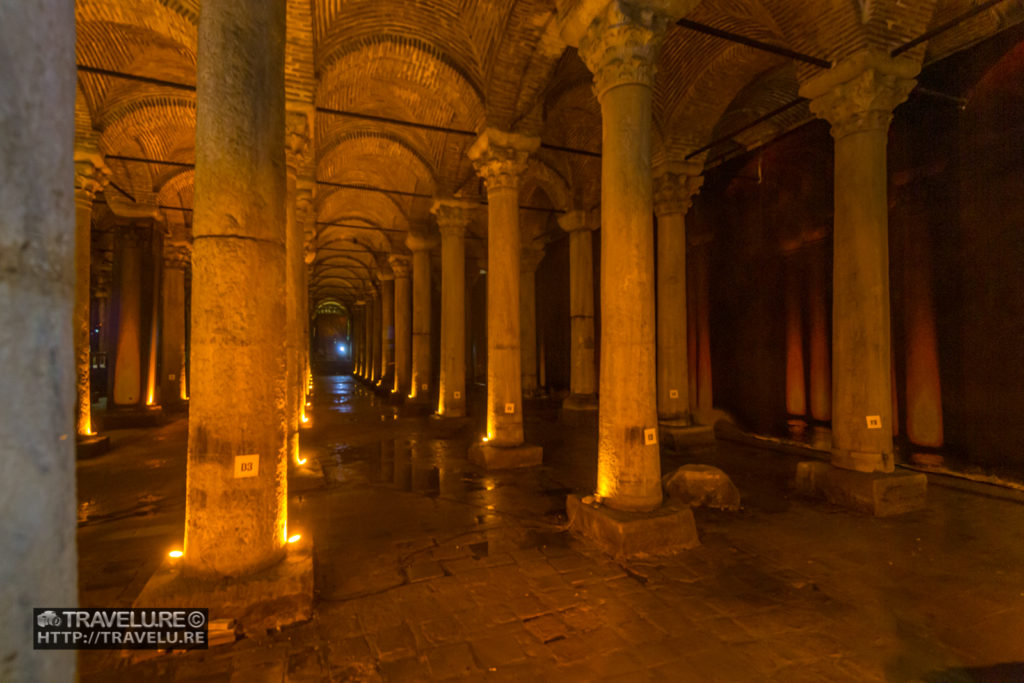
5;0;924;678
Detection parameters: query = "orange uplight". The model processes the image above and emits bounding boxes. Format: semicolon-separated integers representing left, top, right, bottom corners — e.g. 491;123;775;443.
168;550;183;558
295;455;307;465
301;415;309;424
287;534;301;544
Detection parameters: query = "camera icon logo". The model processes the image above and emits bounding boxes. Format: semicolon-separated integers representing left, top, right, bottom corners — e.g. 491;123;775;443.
37;610;61;628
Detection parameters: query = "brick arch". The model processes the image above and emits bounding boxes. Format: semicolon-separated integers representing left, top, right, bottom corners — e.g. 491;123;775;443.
318;190;410;232
318;128;438;191
99;97;195;196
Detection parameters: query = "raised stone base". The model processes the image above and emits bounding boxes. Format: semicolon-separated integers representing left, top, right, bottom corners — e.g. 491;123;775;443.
562;394;598;412
133;537;314;638
659;421;716;456
76;433;111;459
796;461;927;516
468;442;543;469
98;405;165;429
566;494;699;559
663;464;740;510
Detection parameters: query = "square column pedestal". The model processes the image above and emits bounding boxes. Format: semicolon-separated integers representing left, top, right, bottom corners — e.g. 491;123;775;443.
796;461;927;517
468;442;543;470
567;495;699;559
133;537;314;637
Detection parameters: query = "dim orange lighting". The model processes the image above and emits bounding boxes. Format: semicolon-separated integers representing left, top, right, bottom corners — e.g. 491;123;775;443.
287;534;301;544
168;550;183;558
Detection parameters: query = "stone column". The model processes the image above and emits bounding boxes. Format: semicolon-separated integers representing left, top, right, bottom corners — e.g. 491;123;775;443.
379;268;395;388
111;221;160;410
370;288;381;383
801;51;918;474
783;247;808;436
407;234;437;402
390;254;412;396
653;164;702;425
558;210;598;410
161;242;191;408
73;150;107;435
433;200;473;418
352;302;364;377
284;110;309;462
578;2;666;511
185;0;289;576
0;2;77;677
302;219;316;411
520;246;545;398
467;128;541;463
807;236;831;424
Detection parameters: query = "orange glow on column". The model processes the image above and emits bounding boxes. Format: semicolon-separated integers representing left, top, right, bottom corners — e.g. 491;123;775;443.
784;258;807;418
904;219;944;448
696;245;713;415
807;241;831;422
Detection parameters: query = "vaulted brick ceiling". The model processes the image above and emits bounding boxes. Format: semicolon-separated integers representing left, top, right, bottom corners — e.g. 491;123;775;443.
74;0;1024;306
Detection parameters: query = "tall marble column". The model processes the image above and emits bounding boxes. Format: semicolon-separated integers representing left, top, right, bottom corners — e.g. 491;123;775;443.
0;2;77;677
807;236;831;424
407;233;437;402
379;268;395;388
653;164;702;425
433;200;473;417
73;150;106;435
161;242;191;408
578;2;666;511
284;110;310;461
185;0;289;576
467;129;540;452
353;302;365;377
370;288;382;383
801;51;917;474
520;246;545;398
558;210;598;410
390;254;412;397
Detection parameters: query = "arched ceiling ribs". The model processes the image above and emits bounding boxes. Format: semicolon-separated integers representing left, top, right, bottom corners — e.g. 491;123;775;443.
520;158;571;213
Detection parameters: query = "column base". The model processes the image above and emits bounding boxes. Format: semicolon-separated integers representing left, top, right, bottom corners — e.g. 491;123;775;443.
98;405;165;429
76;433;111;459
562;393;598;411
566;494;699;559
468;442;543;469
658;421;716;456
796;461;927;517
831;447;894;473
133;536;314;639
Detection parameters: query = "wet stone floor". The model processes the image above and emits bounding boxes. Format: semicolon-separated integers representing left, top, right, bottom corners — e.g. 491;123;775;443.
78;376;1024;682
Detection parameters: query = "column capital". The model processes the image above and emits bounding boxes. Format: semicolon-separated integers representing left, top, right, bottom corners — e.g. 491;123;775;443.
388;254;411;279
74;148;109;203
578;1;669;99
799;49;918;140
467;128;540;193
521;247;545;274
405;232;439;252
431;198;476;238
163;241;192;269
285;105;312;168
557;210;591;233
653;162;703;217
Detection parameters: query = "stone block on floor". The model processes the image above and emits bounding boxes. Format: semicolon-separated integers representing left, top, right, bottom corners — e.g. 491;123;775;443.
133;536;314;638
566;494;699;559
796;461;927;516
468;442;543;469
663;464;741;510
76;433;111;459
659;422;717;456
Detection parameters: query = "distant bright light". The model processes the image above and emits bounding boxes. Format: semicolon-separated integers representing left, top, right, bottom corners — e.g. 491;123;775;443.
336;343;346;355
301;415;309;424
168;550;183;558
287;534;301;544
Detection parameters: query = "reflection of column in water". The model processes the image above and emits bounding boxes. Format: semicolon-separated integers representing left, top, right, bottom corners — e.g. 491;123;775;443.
410;440;440;495
378;439;395;483
436;441;466;498
393;440;412;491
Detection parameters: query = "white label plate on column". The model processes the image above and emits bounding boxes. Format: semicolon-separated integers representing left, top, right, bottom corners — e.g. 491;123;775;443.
866;415;882;429
644;428;658;445
669;389;679;399
504;403;515;415
234;454;259;478
453;391;461;400
422;383;427;391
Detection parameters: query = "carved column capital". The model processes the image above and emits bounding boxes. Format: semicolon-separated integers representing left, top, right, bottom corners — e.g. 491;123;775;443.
388;254;411;279
431;199;476;238
74;149;108;204
467;128;540;193
578;1;668;99
557;209;592;233
163;241;192;270
653;163;704;217
405;232;439;252
800;50;918;140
